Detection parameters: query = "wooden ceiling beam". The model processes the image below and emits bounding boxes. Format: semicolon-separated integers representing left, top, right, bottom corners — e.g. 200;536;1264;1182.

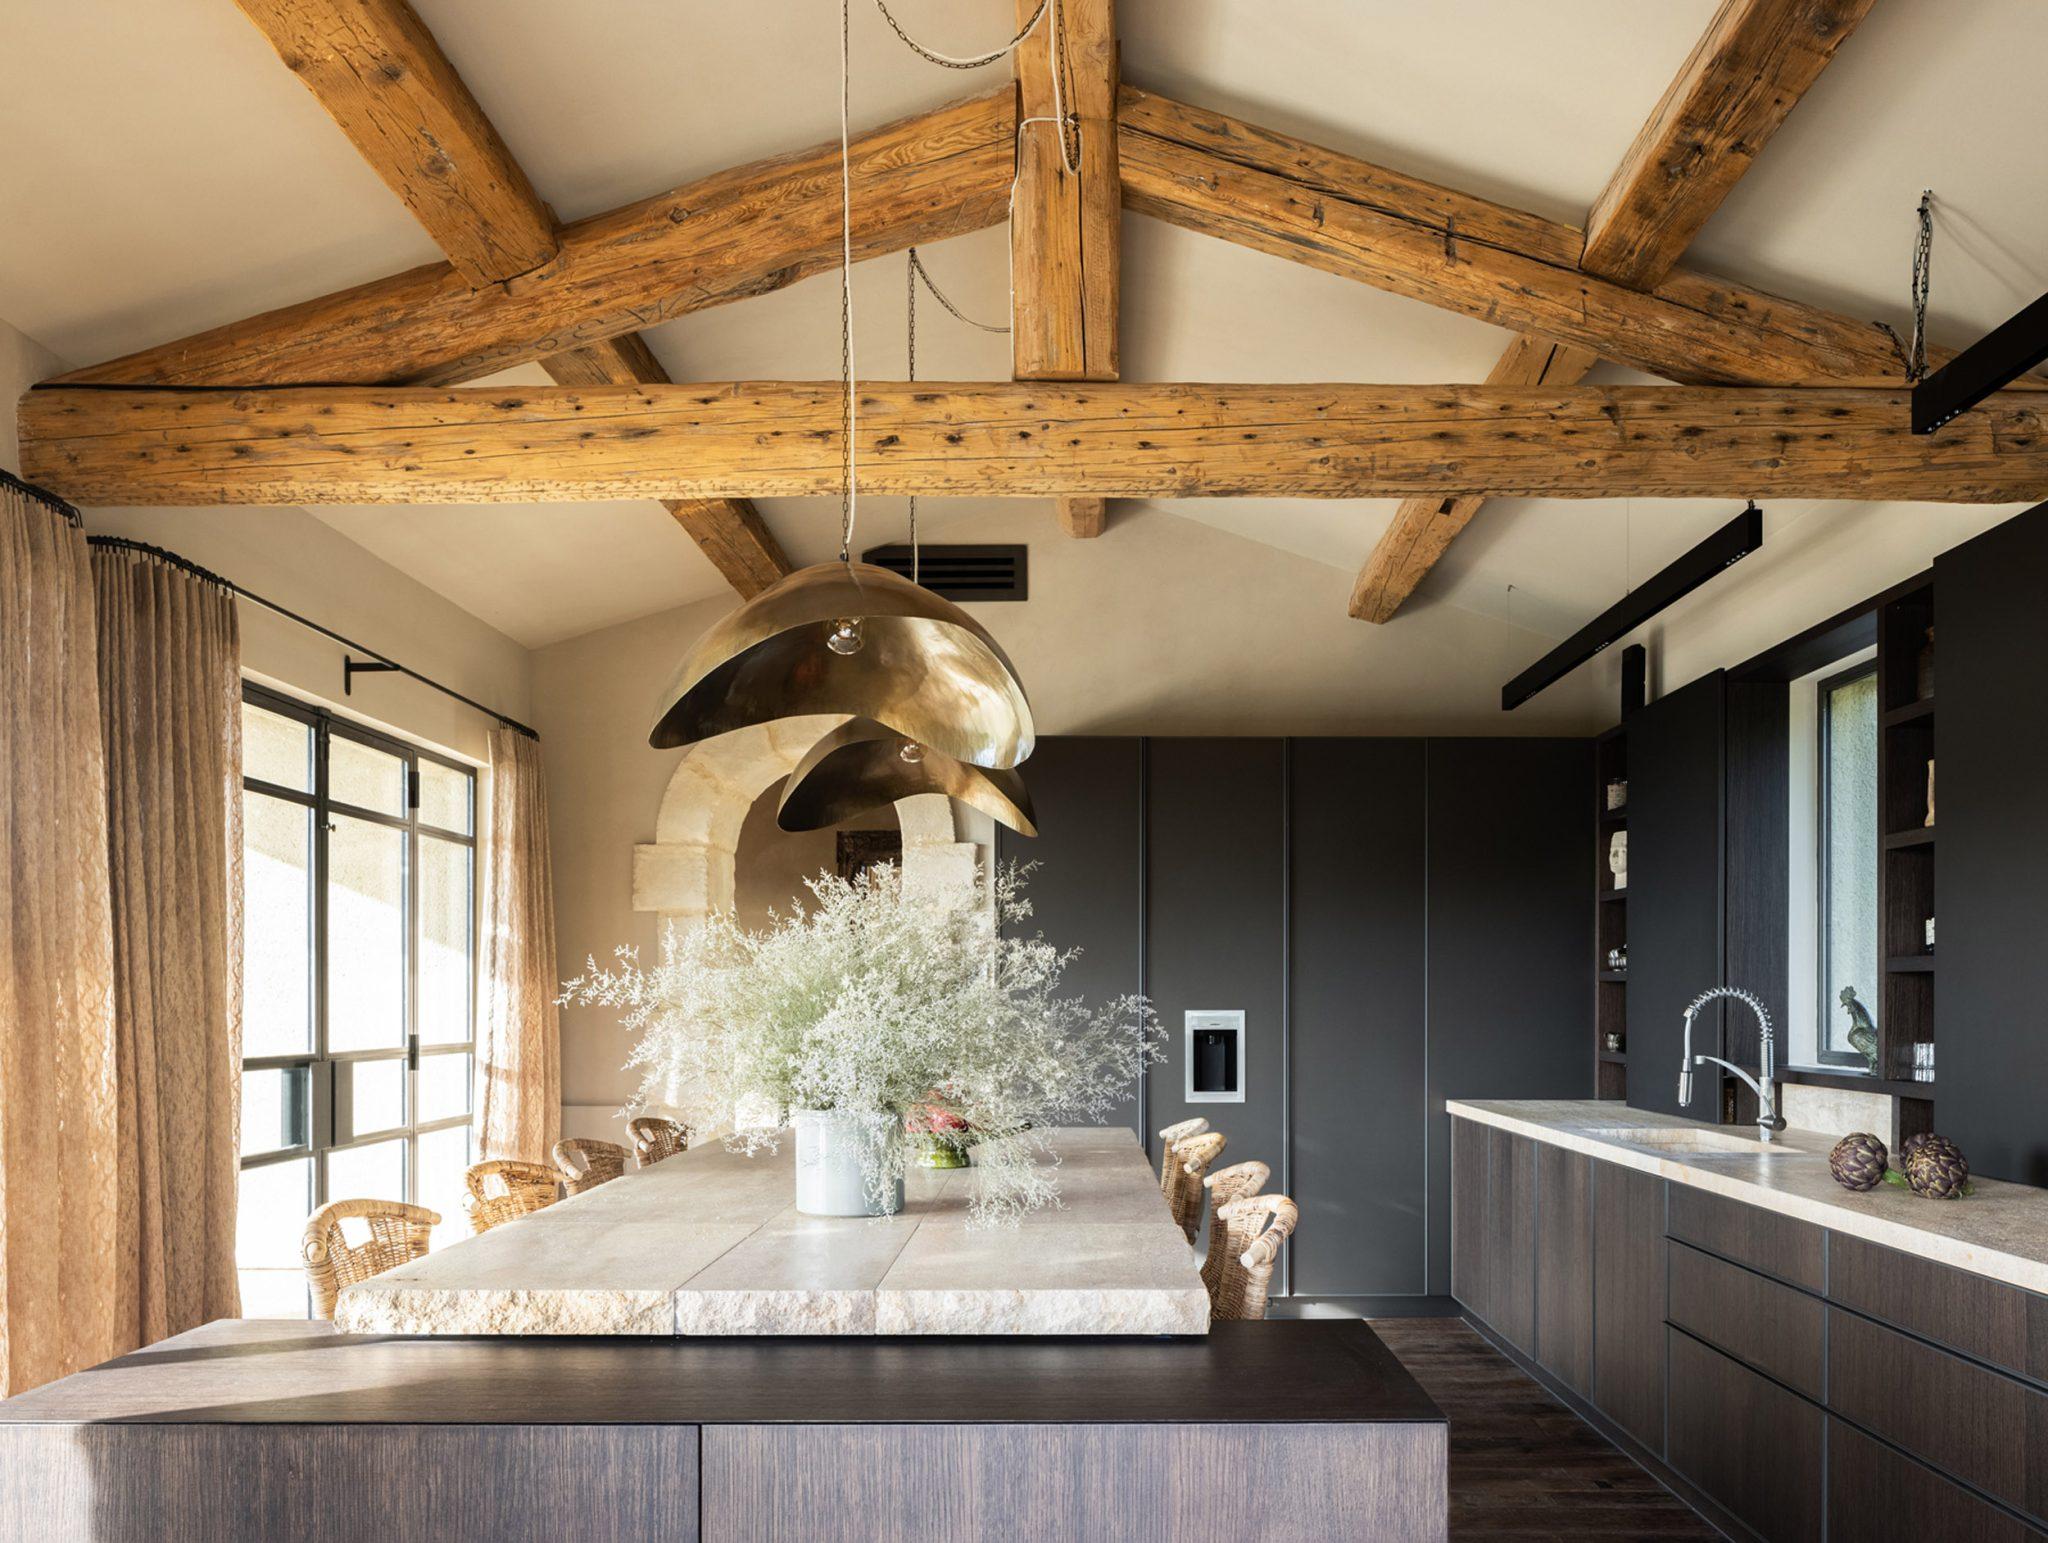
233;0;789;595
1352;0;1878;620
22;381;2046;506
56;88;1015;390
1581;0;1877;287
1117;85;1935;390
1012;0;1120;538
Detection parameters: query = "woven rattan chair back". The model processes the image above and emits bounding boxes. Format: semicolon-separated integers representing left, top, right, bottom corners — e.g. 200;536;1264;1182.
464;1158;559;1234
1213;1193;1299;1321
302;1198;439;1321
1200;1160;1271;1298
1169;1131;1228;1241
628;1116;691;1168
552;1137;627;1196
1155;1117;1211;1217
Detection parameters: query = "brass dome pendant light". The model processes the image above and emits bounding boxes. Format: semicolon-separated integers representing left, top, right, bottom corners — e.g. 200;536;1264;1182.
777;718;1038;836
647;0;1035;776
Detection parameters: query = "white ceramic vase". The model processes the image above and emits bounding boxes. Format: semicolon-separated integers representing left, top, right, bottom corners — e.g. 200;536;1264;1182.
792;1108;904;1217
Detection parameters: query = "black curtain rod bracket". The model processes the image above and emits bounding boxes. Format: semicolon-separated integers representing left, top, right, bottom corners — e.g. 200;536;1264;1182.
1;467;82;526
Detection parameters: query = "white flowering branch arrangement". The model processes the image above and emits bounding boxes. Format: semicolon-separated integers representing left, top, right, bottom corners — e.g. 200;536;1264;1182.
560;862;1162;1224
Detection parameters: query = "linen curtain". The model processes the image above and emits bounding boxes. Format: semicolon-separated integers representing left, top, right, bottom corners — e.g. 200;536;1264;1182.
93;547;244;1346
477;728;561;1163
0;482;120;1398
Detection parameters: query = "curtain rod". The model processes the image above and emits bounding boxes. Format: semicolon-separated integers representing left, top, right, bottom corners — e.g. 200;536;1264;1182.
2;467;82;526
86;534;539;742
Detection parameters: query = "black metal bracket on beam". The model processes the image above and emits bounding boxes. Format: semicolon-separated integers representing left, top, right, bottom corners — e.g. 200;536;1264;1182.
1912;291;2048;435
1501;504;1763;711
343;657;400;697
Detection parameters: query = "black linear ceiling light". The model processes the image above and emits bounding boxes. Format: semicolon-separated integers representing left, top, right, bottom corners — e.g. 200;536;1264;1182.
1500;504;1764;711
1911;291;2048;435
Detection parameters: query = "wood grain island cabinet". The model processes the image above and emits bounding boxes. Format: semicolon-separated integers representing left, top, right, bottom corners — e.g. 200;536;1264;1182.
1449;1112;2048;1543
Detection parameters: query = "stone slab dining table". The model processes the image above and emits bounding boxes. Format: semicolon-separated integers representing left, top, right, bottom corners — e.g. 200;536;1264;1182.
338;1123;1215;1336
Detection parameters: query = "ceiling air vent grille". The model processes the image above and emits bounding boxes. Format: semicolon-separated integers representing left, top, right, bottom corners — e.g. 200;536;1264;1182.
861;544;1028;602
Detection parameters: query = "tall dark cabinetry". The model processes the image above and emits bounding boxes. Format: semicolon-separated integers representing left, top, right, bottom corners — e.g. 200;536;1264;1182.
1626;672;1728;1118
1289;740;1427;1295
1935;502;2048;1186
995;737;1146;1136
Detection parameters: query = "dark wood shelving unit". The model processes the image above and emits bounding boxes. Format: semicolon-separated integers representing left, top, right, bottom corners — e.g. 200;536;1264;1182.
1594;727;1628;1100
1876;581;1937;1106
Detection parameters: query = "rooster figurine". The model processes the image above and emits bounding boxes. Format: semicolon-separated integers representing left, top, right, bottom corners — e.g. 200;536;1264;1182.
1838;986;1879;1074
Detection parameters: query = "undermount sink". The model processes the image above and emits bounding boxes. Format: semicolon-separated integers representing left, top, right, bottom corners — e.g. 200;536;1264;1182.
1578;1125;1800;1156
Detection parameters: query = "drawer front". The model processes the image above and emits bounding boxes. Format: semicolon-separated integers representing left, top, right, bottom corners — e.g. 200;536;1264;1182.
1829;1232;2048;1388
1829;1307;2048;1525
1667;1329;1822;1543
1666;1184;1824;1292
1668;1241;1823;1399
1828;1418;2047;1543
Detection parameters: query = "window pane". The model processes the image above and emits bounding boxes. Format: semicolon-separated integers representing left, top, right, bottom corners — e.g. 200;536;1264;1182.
344;1058;407;1139
419;760;472;835
326;1138;407;1206
243;791;314;1058
1822;670;1880;1060
330;734;406;816
418;1052;472;1124
240;1066;309;1155
328;814;406;1051
417;1124;474;1248
419;835;472;1045
238;1156;313;1317
243;700;311;791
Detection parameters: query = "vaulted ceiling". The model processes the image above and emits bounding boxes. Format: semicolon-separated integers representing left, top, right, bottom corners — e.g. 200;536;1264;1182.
4;0;2044;649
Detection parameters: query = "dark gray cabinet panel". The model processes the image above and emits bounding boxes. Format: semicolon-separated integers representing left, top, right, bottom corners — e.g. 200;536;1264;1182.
1592;1159;1666;1455
1667;1241;1823;1400
1451;1117;1489;1322
1668;1184;1824;1293
1829;1306;2048;1526
1829;1232;2048;1388
1828;1418;2048;1543
1626;671;1727;1118
999;737;1145;1135
1145;739;1286;1170
1936;502;2048;1186
1288;739;1426;1295
1485;1129;1536;1352
1424;739;1592;1293
1667;1330;1823;1543
1534;1143;1592;1397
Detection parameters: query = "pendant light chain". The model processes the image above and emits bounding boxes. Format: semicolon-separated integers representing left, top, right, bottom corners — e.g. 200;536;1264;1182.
906;248;918;587
871;0;1048;69
838;0;859;564
1878;190;1936;383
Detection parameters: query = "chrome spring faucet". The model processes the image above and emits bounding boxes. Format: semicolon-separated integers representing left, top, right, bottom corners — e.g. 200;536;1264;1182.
1677;986;1785;1142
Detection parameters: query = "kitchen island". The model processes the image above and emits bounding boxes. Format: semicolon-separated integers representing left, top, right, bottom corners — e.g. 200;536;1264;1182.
0;1320;1449;1541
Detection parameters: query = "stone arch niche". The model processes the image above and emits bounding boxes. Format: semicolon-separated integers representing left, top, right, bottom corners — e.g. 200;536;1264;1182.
631;715;981;928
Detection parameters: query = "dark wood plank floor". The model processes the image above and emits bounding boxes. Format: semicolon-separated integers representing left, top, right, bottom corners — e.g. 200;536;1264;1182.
1371;1317;1721;1542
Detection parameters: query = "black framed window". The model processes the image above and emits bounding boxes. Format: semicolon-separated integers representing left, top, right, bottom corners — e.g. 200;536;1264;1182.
1816;661;1880;1067
236;683;477;1316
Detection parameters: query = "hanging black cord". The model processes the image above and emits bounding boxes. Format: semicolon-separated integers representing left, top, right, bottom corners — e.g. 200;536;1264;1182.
86;534;539;741
2;467;82;527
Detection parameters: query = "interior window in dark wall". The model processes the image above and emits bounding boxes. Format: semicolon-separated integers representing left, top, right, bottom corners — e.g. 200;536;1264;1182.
995;737;1145;1136
1816;663;1880;1066
1288;739;1427;1296
1423;739;1594;1296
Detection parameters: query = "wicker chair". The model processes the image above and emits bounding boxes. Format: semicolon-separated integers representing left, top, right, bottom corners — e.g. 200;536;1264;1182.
1168;1131;1228;1242
1213;1193;1299;1321
1200;1160;1271;1299
628;1116;691;1168
464;1159;559;1234
552;1137;627;1196
302;1198;439;1321
1155;1117;1210;1217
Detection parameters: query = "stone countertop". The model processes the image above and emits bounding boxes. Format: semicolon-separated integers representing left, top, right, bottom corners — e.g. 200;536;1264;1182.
337;1125;1211;1337
1448;1099;2048;1297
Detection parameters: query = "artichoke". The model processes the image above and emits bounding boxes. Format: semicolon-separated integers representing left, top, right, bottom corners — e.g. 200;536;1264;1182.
1906;1140;1971;1200
1829;1132;1890;1191
1902;1131;1963;1169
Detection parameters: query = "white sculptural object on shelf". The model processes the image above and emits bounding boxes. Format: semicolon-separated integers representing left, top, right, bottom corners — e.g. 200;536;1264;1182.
1609;830;1628;891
